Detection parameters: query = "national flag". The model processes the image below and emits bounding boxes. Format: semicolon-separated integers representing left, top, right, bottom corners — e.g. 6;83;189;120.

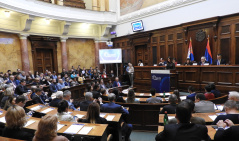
204;36;213;64
187;38;194;61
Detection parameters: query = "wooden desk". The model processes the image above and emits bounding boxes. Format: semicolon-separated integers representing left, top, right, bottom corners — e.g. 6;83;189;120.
159;113;220;123
158;125;216;140
122;92;173;98
0;136;24;141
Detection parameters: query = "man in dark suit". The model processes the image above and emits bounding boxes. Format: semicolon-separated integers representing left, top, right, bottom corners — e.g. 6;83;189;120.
156;101;210;141
32;88;45;104
213;54;226;65
49;91;63;107
92;84;101;99
49;79;58;93
112;77;121;87
100;93;132;141
79;92;93;111
214;119;239;141
159;94;178;114
198;56;209;65
14;80;29;95
6;75;17;88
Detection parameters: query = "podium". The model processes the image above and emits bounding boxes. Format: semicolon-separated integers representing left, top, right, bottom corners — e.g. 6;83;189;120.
151;70;170;93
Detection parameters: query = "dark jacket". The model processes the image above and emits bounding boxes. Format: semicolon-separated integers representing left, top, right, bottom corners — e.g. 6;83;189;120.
211;89;221;98
32;95;44;104
49;98;62;107
186;93;197;101
82;117;107;124
159;103;177;114
213;59;226;65
212;114;239;125
214;126;239;141
155;123;210;141
49;83;58;93
92;91;101;99
15;85;28;95
2;127;33;141
80;100;93;111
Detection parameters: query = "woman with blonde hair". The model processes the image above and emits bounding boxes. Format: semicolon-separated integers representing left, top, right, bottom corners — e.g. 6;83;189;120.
33;114;68;141
2;105;33;140
1;87;14;108
82;102;107;124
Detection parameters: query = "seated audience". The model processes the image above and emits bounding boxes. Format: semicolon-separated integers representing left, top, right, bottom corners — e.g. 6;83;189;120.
101;89;108;101
109;70;114;78
173;89;181;102
194;94;215;113
126;89;139;103
159;94;177;114
39;85;51;103
186;86;196;101
6;75;16;88
228;91;239;109
30;85;37;99
1;87;14;108
64;77;71;87
155;101;210;141
210;83;221;98
70;77;79;86
112;88;125;103
15;95;26;108
63;90;76;110
43;76;51;86
32;88;45;104
49;79;58;93
80;92;94;111
57;79;65;90
212;100;239;125
28;71;35;79
57;100;75;122
2;105;33;141
82;102;107;124
14;80;29;95
50;91;63;107
146;88;162;103
213;54;226;65
106;79;113;88
100;93;132;141
33;115;68;141
15;75;21;86
101;71;107;78
92;84;101;99
3;95;16;111
99;79;106;89
113;77;121;87
214;119;239;141
204;85;215;100
31;78;41;85
78;73;85;84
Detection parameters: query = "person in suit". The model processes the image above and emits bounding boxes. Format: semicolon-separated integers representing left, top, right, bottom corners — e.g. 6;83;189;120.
57;79;65;90
6;75;16;88
194;94;215;113
198;56;209;66
82;102;107;124
31;78;42;86
33;115;68;141
228;91;239;109
49;91;63;107
186;86;197;101
214;119;239;141
2;105;33;141
146;88;162;103
209;83;221;98
92;84;101;99
100;93;132;141
63;90;76;110
184;58;193;66
213;54;226;65
15;95;26;108
32;88;45;104
204;84;215;100
106;79;113;88
155;101;210;141
43;76;51;86
126;89;139;103
80;92;94;111
57;100;75;122
212;100;239;125
49;79;58;93
158;58;167;66
14;80;29;95
113;77;122;87
28;71;35;79
159;94;177;114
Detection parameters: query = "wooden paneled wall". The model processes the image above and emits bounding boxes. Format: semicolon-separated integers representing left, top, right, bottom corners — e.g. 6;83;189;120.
111;13;239;75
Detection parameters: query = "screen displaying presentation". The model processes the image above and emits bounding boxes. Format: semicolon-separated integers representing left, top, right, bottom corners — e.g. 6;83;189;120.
99;49;122;64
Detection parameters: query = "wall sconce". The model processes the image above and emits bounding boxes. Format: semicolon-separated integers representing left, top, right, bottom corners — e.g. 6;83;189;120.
45;19;51;24
4;11;10;18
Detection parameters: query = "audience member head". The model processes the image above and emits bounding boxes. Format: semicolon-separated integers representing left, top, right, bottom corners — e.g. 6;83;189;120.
86;84;92;92
34;115;58;141
108;79;112;84
108;93;116;102
31;85;37;93
173;89;181;102
127;89;135;103
5;105;27;129
115;77;119;82
15;95;26;107
85;92;93;101
224;100;238;114
4;87;14;96
201;56;206;63
35;88;42;96
58;79;63;84
93;84;100;91
101;89;106;95
57;100;69;113
169;94;178;104
150;88;156;96
52;79;57;84
204;85;211;93
209;83;216;90
20;80;26;86
112;88;120;99
228;91;239;101
100;79;104;84
63;90;71;100
176;101;192;123
86;102;100;124
184;99;195;112
9;75;14;81
188;86;195;94
195;94;206;102
138;60;142;63
56;91;63;99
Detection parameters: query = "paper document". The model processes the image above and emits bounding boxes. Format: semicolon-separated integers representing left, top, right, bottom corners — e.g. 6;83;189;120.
139;93;144;96
0;117;6;123
217;105;224;111
106;115;115;121
75;114;84;118
168;116;175;120
209;115;217;121
24;120;35;127
64;124;84;134
41;108;54;114
135;98;140;101
100;113;106;118
78;126;93;135
164;98;169;101
30;105;42;111
214;104;217;110
180;96;187;100
57;124;65;131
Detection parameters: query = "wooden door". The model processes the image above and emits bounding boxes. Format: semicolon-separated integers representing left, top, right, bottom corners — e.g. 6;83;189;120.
135;45;148;66
36;49;54;73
